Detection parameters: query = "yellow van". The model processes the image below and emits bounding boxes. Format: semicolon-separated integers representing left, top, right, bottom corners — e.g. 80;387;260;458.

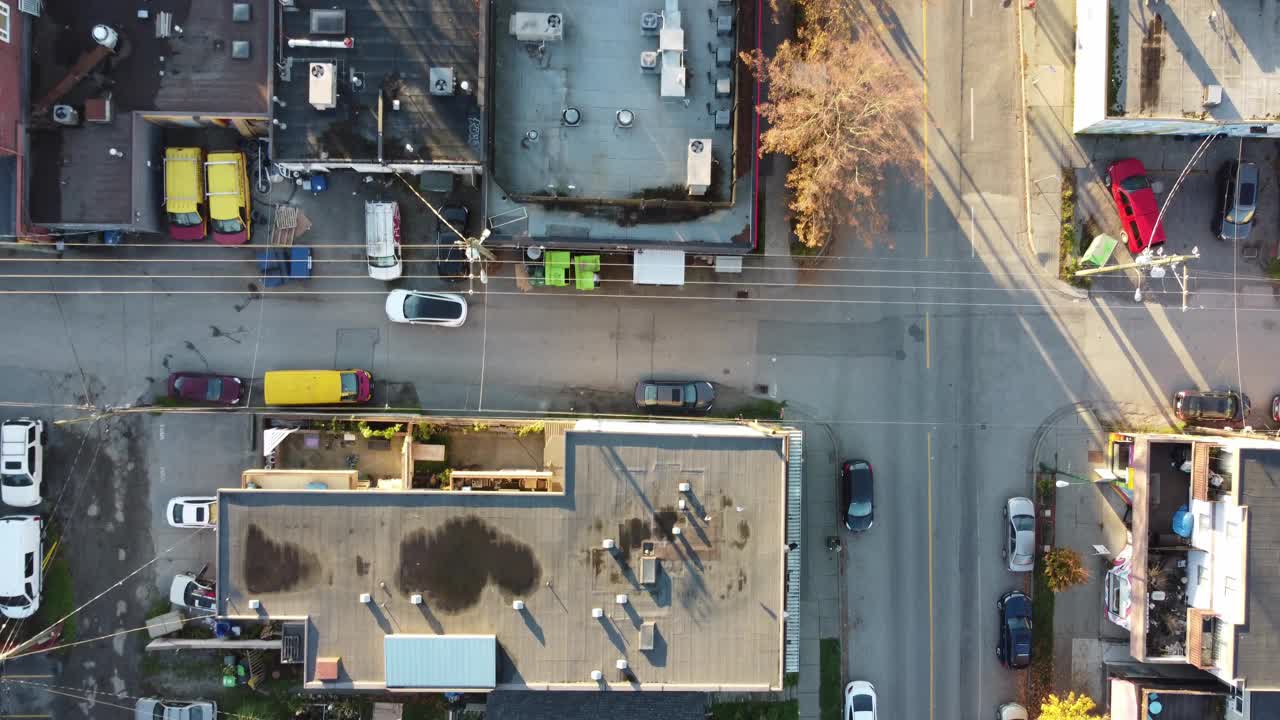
205;151;251;245
263;370;373;406
164;147;206;241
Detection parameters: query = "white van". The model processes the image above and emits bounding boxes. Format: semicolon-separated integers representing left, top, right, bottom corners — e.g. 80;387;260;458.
2;418;44;507
365;201;403;281
0;514;42;619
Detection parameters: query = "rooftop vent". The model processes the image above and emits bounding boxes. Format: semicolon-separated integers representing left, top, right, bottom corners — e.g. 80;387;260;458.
310;9;347;35
232;3;251;22
510;12;564;43
231;41;251;59
430;67;455;96
616;109;635;128
309;63;337;110
51;105;79;126
687;138;712;196
640;51;659;71
562;107;581;126
1203;85;1223;108
641;12;661;33
714;109;731;129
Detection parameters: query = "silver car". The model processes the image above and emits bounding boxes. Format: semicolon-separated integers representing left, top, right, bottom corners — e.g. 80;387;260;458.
1004;497;1035;572
997;703;1029;720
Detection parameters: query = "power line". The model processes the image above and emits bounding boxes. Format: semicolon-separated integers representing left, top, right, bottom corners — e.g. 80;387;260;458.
0;530;208;660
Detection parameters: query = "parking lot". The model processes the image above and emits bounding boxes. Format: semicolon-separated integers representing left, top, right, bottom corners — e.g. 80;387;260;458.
0;411;255;718
1075;135;1280;303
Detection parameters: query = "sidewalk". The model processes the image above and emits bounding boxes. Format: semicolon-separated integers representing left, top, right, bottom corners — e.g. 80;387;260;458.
797;421;843;720
1030;403;1138;702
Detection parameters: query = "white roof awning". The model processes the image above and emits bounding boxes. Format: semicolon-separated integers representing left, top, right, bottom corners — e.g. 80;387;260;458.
633;249;686;285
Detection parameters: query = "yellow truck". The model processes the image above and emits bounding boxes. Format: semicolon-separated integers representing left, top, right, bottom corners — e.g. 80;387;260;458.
262;370;373;406
164;147;206;241
205;151;251;245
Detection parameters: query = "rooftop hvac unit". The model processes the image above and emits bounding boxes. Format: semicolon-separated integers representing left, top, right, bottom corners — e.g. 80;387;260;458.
1203;84;1223;108
309;62;337;110
687;138;712;196
429;67;455;96
640;51;658;71
51;105;80;126
510;12;564;42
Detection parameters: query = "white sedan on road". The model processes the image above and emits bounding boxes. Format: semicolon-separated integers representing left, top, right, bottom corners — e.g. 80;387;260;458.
134;697;216;720
166;497;216;529
385;290;468;327
844;681;877;720
1004;496;1036;572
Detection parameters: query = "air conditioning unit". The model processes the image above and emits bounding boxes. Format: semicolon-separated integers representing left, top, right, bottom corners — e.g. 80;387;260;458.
510;12;564;42
640;51;658;71
429;67;455;96
51;105;80;126
687;138;712;196
309;62;337;110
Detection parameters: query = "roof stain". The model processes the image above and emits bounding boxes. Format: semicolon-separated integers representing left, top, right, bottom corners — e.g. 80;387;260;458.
243;523;320;594
397;516;541;613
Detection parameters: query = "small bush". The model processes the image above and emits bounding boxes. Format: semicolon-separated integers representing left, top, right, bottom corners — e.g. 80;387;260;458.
357;421;402;440
1266;258;1280;280
1042;547;1090;592
517;421;546;438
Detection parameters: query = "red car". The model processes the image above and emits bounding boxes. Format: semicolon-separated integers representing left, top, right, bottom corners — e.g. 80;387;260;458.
1104;158;1167;254
167;372;245;405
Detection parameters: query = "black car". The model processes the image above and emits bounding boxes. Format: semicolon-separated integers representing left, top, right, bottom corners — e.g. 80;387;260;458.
435;204;471;281
1173;390;1248;426
634;380;715;413
997;590;1033;669
1214;161;1259;242
841;459;874;532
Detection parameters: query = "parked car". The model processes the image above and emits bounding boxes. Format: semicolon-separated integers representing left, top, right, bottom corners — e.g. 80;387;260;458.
1104;158;1166;254
1;418;44;507
166;497;217;529
843;681;877;720
134;697;217;720
997;703;1029;720
435;204;471;281
1003;497;1035;572
1214;161;1259;242
170;573;217;612
996;590;1033;669
365;201;403;281
1173;389;1248;426
1272;394;1280;424
0;514;42;619
205;151;250;245
385;289;468;327
841;459;874;532
166;372;245;406
633;380;716;413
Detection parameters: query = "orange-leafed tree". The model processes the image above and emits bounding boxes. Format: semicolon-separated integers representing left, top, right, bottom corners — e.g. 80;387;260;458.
744;18;922;249
1043;547;1090;592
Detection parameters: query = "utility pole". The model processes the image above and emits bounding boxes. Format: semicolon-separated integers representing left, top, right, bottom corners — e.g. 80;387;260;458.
1075;248;1200;310
1073;250;1199;277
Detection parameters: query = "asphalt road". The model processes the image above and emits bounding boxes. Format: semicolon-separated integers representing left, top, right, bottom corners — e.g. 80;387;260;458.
5;12;1280;720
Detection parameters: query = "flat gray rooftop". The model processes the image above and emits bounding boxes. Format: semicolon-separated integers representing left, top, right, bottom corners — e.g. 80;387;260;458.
491;0;737;201
218;430;786;691
1117;0;1280;121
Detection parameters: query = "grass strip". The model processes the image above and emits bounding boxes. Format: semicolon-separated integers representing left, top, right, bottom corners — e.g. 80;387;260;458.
819;637;842;720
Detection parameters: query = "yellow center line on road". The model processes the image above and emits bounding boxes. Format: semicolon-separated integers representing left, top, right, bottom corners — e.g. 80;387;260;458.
927;430;935;720
925;311;931;369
